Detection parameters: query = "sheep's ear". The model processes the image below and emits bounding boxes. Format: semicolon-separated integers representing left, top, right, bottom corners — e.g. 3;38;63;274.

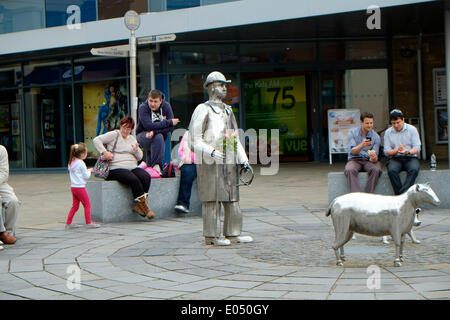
425;182;431;186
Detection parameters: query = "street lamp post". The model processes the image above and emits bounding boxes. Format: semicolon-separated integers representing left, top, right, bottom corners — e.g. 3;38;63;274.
124;10;140;136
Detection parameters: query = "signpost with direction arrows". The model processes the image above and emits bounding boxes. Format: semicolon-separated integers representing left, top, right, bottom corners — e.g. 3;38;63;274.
90;10;176;135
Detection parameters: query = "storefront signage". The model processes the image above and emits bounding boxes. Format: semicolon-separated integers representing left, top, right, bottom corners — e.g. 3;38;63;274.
244;75;308;156
327;109;360;164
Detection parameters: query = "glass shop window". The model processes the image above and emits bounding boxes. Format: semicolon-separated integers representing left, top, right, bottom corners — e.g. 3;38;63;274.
319;40;386;61
73;57;127;82
167;0;200;10
97;0;147;20
240;42;316;64
0;65;22;88
0;0;45;34
168;44;238;65
0;89;24;169
45;0;96;28
23;60;72;86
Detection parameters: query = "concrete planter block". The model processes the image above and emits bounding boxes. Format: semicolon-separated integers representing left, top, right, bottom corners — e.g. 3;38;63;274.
86;176;201;223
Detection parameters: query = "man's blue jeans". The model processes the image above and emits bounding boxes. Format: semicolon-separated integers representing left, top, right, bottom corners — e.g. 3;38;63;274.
387;157;420;195
176;164;197;209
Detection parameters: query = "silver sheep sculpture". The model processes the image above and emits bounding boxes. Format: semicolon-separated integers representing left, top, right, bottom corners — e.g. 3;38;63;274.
326;183;440;267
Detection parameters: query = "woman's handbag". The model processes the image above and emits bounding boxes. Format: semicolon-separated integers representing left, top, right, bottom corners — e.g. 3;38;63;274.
93;132;119;179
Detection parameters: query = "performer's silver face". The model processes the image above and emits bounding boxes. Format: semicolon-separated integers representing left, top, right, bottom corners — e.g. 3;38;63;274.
213;82;227;100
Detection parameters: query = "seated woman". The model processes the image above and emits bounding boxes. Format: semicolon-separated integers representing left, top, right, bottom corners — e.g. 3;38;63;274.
174;130;197;214
93;116;154;219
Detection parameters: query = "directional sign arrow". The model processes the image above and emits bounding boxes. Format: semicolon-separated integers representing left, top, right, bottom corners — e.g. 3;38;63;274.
90;44;129;57
138;34;176;45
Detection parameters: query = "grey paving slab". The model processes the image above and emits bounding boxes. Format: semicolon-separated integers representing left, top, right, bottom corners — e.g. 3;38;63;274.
70;288;125;300
271;277;336;286
177;287;248;300
421;290;450;299
134;290;186;299
9;259;43;272
409;282;450;292
282;292;329;300
234;289;288;299
190;279;262;290
375;292;426;300
328;292;376;300
105;284;150;295
0;292;29;300
257;283;332;292
8;286;64;299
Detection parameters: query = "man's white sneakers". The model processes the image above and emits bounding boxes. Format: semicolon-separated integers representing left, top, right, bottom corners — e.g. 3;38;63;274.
174;205;189;214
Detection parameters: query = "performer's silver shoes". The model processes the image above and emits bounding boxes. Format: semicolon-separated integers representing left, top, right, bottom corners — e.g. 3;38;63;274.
236;235;253;243
205;237;231;246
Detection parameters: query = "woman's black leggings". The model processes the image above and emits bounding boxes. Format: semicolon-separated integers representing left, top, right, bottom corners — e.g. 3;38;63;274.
106;167;151;199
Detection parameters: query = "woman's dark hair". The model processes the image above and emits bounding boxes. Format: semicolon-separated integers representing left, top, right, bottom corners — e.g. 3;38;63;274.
120;116;135;130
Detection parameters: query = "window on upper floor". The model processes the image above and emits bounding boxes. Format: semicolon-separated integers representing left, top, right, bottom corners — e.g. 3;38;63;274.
97;0;147;20
0;0;45;34
45;0;96;28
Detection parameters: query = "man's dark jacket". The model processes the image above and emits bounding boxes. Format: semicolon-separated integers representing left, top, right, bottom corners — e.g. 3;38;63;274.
136;96;175;139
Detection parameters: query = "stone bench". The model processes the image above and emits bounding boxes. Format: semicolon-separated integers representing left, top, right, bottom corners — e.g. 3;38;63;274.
86;176;201;223
328;169;450;209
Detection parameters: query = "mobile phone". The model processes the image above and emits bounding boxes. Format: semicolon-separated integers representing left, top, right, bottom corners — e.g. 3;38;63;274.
366;136;372;141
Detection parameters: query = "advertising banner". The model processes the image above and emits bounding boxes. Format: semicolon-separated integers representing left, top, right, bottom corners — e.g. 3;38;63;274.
82;81;128;158
244;75;308;156
327;108;360;164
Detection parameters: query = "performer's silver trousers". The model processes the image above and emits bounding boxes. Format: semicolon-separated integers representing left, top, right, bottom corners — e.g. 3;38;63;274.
202;201;242;238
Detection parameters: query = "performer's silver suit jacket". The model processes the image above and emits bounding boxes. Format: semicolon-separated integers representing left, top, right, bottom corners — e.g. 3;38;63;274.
188;102;248;202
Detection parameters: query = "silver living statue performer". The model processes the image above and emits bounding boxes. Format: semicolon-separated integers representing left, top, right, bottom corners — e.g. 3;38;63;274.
188;71;253;246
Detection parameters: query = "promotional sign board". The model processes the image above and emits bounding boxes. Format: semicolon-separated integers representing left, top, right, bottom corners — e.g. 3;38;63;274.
244;75;308;157
327;109;360;164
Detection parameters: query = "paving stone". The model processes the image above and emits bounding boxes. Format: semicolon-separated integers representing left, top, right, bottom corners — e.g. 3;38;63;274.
134;289;185;299
70;288;125;300
271;277;336;286
8;287;63;299
282;292;329;300
179;287;248;300
0;292;29;300
421;290;450;299
375;292;426;300
234;289;287;299
328;292;376;300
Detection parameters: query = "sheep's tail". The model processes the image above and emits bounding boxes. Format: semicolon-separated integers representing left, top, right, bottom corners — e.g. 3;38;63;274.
326;199;336;217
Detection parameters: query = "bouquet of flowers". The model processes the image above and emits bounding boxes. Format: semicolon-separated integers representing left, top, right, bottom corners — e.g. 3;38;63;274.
222;129;238;158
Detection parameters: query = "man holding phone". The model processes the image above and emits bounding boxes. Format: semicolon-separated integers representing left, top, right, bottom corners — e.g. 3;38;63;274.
384;109;421;195
344;112;382;193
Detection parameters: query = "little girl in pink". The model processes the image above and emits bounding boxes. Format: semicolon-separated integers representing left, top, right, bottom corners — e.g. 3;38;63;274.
66;143;100;229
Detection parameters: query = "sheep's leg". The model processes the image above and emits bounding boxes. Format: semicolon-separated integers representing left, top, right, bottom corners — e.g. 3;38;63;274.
408;229;420;244
399;234;405;262
339;231;354;261
392;228;402;267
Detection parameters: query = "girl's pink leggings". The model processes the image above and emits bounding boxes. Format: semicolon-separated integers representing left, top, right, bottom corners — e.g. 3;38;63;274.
66;187;92;224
